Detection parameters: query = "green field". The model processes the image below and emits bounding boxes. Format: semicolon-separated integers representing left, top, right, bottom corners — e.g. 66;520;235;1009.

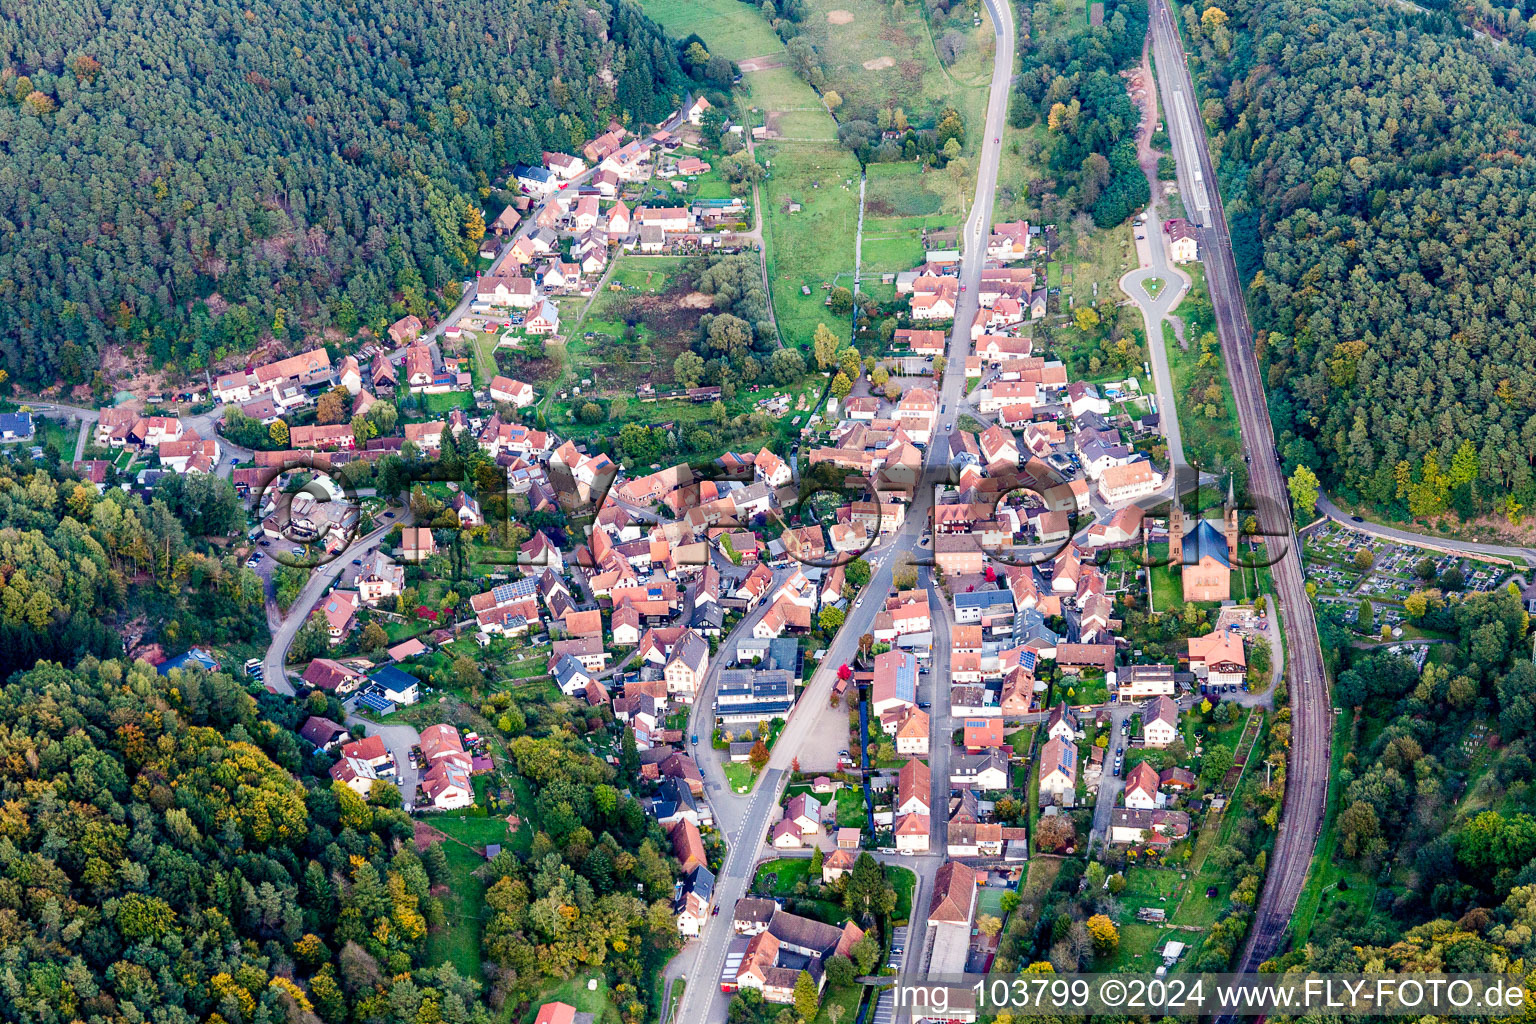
608;255;692;292
520;975;617;1024
814;984;863;1024
423;813;532;981
795;0;991;158
759;143;860;346
640;0;785;61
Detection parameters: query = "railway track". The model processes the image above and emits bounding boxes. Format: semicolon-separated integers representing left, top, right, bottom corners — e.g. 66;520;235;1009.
1146;0;1332;976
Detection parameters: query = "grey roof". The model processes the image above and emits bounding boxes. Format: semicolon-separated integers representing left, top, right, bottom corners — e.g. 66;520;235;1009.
717;668;794;702
953;749;1011;780
734;897;778;926
1183;518;1230;569
687;865;715;903
669;630;710;672
954;589;1015;611
553;654;591;689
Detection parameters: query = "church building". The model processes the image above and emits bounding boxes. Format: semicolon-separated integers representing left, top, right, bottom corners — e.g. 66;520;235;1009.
1168;495;1239;603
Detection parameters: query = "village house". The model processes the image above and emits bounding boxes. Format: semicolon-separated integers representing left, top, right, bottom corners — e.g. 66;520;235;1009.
1097;459;1164;504
329;734;395;796
1038;735;1078;802
1188;631;1247;688
487;375;536;408
357;551;404;605
1142;695;1182;747
319;590;360;642
398;527;438;563
734;907;863;1003
1165;218;1198;263
302;657;365;694
1123;761;1164;810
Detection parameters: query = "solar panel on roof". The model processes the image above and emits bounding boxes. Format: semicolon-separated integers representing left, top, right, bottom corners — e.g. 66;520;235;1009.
356;692;395;713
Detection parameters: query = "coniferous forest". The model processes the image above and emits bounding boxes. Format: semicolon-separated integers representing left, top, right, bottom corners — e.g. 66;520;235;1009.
1192;0;1536;520
0;0;686;386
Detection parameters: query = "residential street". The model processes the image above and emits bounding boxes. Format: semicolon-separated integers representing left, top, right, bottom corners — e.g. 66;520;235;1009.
668;1;1015;1018
260;512;415;694
1118;47;1193;469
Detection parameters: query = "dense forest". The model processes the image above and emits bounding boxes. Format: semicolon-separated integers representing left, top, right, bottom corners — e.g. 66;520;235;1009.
1190;0;1536;520
0;0;687;387
1010;0;1149;228
1295;584;1536;972
0;656;497;1024
0;462;265;679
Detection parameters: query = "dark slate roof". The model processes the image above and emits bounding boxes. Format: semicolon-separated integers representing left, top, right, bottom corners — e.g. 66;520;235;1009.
1184;518;1230;569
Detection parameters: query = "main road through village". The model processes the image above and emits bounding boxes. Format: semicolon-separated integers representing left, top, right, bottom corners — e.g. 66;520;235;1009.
1147;0;1331;973
669;0;1016;1018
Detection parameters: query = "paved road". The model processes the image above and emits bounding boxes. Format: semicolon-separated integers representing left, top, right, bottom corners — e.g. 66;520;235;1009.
1088;709;1130;847
1316;494;1536;566
28;399;256;479
259;513;414;694
1148;0;1330;972
685;565;797;837
1118;44;1192;468
668;2;1014;1018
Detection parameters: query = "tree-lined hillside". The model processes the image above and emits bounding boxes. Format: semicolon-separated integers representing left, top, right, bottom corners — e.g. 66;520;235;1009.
0;463;264;679
1192;0;1536;520
0;657;495;1024
1010;0;1149;228
0;0;687;386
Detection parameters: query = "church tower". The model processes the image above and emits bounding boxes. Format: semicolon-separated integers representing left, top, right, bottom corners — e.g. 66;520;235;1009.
1168;501;1184;565
1224;476;1239;562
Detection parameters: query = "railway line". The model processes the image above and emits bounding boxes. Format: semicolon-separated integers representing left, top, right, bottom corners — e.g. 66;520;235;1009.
1146;0;1332;972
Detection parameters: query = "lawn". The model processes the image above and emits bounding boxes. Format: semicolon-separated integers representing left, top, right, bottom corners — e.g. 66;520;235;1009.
640;0;785;61
520;975;616;1024
758;141;861;347
889;865;916;924
833;785;865;827
1101;920;1177;972
755;857;815;896
814;984;864;1024
607;255;691;292
724;761;761;793
424;813;534;982
424;835;489;980
417;390;476;414
858;230;926;303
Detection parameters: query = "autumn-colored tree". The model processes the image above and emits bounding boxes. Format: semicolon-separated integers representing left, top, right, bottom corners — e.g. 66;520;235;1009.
361;621;389;651
1086;914;1119;955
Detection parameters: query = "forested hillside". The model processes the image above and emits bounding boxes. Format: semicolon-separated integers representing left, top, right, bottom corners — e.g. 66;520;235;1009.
1297;585;1536;972
1010;0;1149;228
0;657;494;1024
0;0;686;386
1191;0;1536;520
0;463;264;679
